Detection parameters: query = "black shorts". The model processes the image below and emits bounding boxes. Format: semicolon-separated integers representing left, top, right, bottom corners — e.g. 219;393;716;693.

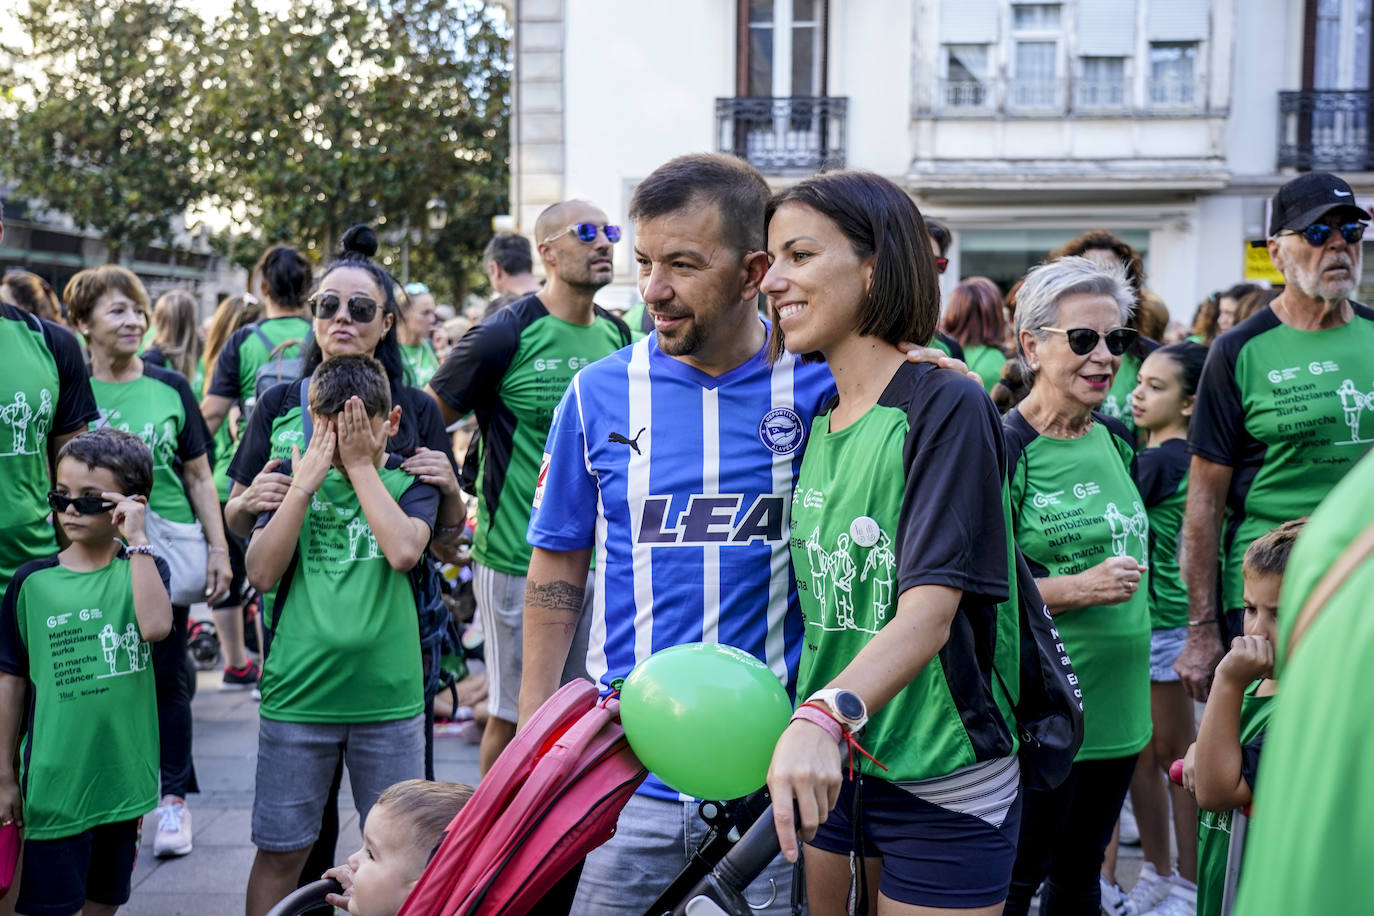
17;816;142;915
211;517;250;611
809;773;1021;909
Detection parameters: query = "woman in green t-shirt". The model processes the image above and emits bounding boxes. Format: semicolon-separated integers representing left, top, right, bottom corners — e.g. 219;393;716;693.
66;264;233;860
762;172;1021;914
941;276;1010;394
1000;256;1153;916
398;281;441;388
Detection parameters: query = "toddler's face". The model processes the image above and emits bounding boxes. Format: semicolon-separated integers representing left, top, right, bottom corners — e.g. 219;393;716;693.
344;804;426;916
1241;571;1281;647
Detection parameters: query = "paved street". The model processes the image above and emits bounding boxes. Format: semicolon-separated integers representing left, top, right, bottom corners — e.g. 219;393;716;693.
123;665;483;914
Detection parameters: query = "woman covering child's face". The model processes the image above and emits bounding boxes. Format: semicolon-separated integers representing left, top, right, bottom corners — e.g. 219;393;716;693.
52;459;123;543
1241;571;1281;648
344;803;427;916
1131;351;1192;432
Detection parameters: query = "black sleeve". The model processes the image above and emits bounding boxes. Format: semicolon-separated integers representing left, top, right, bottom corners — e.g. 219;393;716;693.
252;458;294;532
594;305;633;347
141;346;167;369
208;328;250;400
1188;331;1249;467
228;383;292;485
896;368;1010;601
149;367;210;462
1133;439;1190;508
42;319;98;435
0;560;49;677
937;330;965;361
427;316;521;418
1240;728;1266;789
402;388;460;476
398;480;441;531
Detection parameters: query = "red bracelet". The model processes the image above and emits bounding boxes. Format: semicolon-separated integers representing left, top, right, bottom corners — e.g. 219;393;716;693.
790;705;844;744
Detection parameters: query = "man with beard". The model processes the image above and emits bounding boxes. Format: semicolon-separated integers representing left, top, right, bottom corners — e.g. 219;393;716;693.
1176;172;1374;701
426;199;630;772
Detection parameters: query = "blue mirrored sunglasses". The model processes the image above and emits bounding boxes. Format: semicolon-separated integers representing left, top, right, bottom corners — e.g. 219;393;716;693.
543;222;621;245
1283;222;1367;247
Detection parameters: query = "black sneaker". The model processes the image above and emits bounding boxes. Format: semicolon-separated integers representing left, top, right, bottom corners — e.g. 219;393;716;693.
220;661;261;691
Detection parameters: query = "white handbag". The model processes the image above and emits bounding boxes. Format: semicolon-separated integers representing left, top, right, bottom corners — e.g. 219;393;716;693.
143;508;208;606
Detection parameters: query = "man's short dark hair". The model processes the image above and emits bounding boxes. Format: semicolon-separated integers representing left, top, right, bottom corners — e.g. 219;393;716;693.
925;219;952;257
629;153;770;256
58;428;154;498
483;232;534;276
308;354;392;418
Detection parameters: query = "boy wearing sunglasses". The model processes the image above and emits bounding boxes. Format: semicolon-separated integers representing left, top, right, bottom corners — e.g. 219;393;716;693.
1179;170;1374;704
0;428;173;916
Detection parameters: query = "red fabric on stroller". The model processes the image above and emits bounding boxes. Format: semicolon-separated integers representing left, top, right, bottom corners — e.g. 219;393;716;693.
398;679;648;915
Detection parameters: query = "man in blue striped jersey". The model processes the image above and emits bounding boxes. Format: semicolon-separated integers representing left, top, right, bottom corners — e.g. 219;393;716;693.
520;154;958;915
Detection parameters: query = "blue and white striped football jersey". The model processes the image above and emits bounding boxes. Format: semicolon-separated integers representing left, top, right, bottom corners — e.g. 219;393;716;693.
528;324;836;799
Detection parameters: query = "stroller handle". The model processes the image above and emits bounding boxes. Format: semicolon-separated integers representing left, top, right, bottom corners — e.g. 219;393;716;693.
669;804;784;915
263;878;345;916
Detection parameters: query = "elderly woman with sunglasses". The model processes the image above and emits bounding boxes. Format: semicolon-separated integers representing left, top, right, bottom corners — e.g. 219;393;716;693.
999;256;1153;916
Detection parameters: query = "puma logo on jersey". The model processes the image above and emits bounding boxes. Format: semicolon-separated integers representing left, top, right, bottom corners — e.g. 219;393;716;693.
608;427;647;455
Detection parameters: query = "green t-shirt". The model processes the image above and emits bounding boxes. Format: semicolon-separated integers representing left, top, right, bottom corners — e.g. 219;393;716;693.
256;457;439;723
1098;349;1145;442
1135;438;1191;630
1197;680;1272;916
428;294;629;576
620;302;651;342
400;340;440;389
0;555;161;839
964;343;1008;394
1004;411;1152;760
207;316;313;409
0;306;99;593
1189;305;1374;610
1234;446;1374;914
90;364;209;524
791;362;1017;781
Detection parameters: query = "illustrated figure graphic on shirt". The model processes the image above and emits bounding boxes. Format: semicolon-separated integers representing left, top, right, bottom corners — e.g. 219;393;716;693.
99;624;120;675
805;526;829;622
1127;500;1149;561
829;532;857;629
32;389;53;448
121;623;142;672
347;516;380;562
140;638;151;670
860;529;895;626
1336;378;1373;445
1;390;34;455
1100;394;1124;421
1105;502;1131;558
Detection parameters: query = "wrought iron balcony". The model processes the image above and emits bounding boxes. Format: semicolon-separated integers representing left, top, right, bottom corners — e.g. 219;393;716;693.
1279;90;1374;171
715;96;847;174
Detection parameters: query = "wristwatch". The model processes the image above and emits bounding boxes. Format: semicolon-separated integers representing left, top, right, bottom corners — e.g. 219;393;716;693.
806;688;868;734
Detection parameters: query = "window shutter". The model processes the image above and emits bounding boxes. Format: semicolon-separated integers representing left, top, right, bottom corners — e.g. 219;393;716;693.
1077;0;1138;56
941;0;999;43
1147;0;1209;41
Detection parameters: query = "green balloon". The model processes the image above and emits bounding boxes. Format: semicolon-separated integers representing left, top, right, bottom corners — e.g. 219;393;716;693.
619;642;792;800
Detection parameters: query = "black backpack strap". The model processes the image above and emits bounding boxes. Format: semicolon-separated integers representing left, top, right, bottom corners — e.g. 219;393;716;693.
299;378;313;445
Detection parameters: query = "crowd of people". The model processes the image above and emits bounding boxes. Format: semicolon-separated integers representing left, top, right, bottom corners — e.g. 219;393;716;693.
0;161;1370;916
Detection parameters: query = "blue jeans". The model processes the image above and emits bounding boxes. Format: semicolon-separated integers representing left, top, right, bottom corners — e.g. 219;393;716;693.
571;792;795;916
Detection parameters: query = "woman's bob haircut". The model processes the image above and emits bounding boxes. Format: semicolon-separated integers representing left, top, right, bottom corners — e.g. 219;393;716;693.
765;171;940;361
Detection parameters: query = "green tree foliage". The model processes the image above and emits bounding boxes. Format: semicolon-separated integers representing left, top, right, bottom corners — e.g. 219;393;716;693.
192;0;510;301
0;0;204;259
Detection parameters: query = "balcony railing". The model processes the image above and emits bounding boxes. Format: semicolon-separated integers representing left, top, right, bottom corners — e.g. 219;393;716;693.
1278;90;1374;171
715;96;848;174
932;77;1204;115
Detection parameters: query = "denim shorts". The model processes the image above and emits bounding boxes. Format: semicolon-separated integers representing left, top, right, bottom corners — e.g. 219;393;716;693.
251;713;424;851
1150;626;1189;682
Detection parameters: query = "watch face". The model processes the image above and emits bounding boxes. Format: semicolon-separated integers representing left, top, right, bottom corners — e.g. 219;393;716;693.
835;690;865;720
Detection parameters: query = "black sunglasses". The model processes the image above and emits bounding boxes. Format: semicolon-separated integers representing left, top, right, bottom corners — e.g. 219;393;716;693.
47;491;117;516
1281;222;1367;247
309;293;379;323
1039;326;1138;356
542;222;622;245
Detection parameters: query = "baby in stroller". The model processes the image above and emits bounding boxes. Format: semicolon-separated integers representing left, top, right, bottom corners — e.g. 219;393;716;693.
323;779;473;915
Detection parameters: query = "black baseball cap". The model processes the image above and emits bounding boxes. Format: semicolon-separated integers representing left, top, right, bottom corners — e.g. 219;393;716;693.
1269;172;1369;236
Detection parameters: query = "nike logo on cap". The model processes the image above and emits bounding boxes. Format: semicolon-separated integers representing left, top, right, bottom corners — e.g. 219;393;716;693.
1335;190;1353;196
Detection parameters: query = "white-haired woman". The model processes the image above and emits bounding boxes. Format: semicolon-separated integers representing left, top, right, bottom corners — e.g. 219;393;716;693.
1001;257;1152;916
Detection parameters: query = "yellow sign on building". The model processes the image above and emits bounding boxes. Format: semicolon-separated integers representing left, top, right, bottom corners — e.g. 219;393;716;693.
1244;241;1285;284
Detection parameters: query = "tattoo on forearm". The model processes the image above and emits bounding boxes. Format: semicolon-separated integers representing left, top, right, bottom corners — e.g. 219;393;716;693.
525;579;585;615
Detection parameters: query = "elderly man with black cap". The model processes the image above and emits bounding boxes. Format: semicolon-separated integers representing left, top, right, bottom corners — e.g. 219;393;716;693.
1175;171;1374;700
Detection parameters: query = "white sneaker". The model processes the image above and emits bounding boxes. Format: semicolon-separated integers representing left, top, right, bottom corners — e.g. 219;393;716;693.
1142;877;1198;916
1100;876;1129;916
152;796;193;858
1124;863;1171;915
1118;797;1141;845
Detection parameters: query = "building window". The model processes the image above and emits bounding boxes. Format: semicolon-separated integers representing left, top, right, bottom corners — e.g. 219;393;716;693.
1078;56;1127;108
944;44;991;107
744;0;825;97
1149;41;1198;106
1009;2;1062;110
1012;2;1062;30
